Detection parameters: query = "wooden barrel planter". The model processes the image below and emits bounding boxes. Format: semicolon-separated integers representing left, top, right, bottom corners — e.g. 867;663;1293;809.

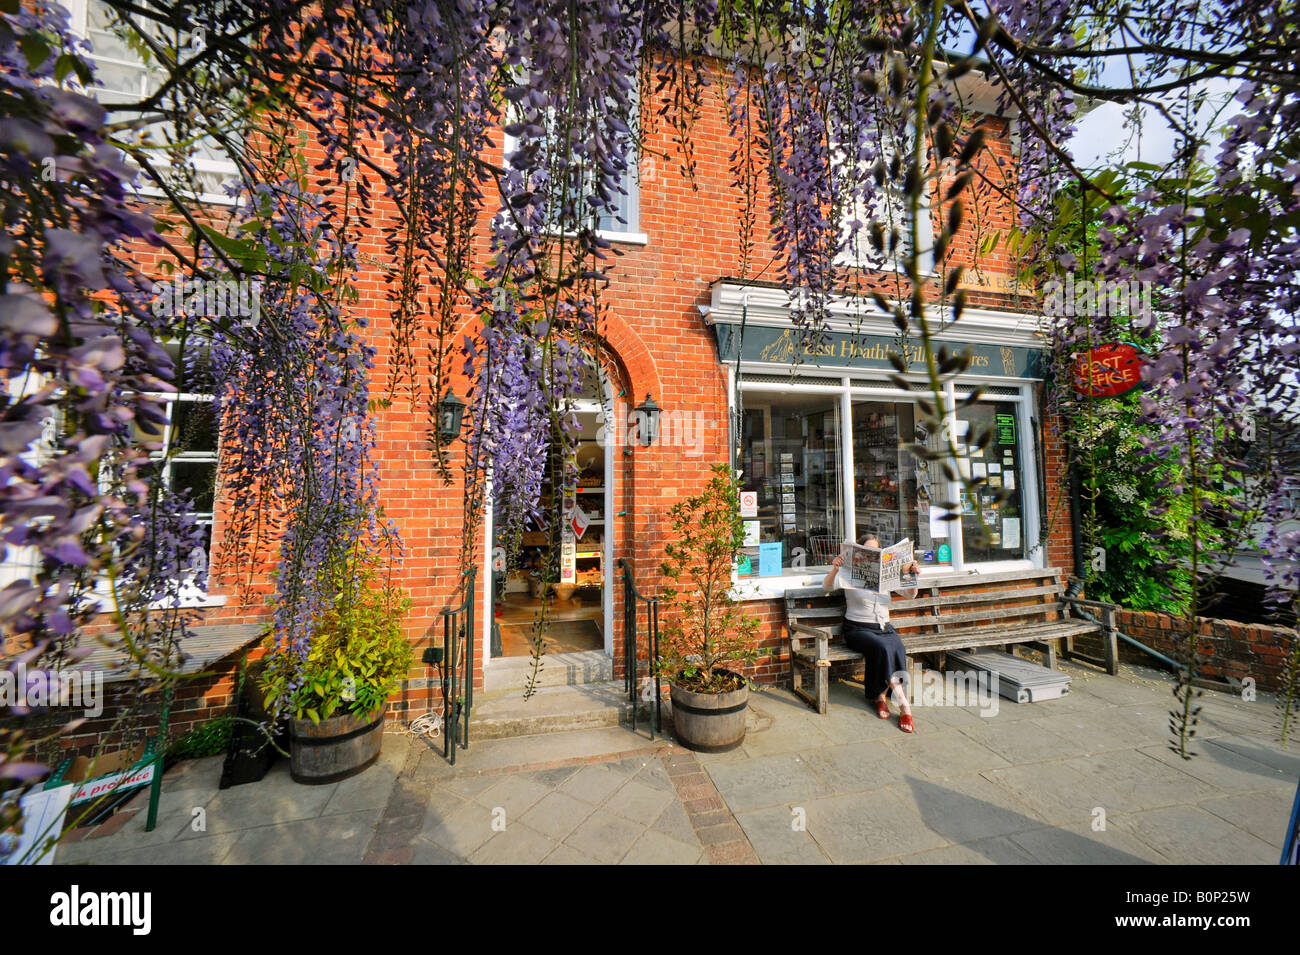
669;678;749;753
289;708;384;784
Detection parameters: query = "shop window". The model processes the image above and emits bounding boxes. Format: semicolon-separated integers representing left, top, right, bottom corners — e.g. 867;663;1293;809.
738;393;843;574
954;401;1028;562
852;400;926;554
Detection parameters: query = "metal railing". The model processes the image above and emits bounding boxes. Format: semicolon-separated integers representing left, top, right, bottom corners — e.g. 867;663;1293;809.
619;557;661;738
441;568;476;765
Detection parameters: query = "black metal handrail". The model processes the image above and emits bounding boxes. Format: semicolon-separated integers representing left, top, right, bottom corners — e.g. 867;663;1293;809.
440;567;476;765
619;557;661;738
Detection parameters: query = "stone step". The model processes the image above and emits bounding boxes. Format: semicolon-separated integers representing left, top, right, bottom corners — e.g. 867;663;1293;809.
483;650;613;693
469;680;658;740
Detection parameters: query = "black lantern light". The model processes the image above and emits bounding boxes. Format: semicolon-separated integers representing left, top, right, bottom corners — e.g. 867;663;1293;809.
438;389;466;440
634;392;661;447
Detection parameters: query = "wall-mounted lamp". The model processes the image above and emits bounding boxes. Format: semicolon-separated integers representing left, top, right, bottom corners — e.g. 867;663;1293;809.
634;393;661;447
438;390;466;440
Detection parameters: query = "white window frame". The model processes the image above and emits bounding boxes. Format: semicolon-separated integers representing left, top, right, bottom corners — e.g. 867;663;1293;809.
65;0;240;207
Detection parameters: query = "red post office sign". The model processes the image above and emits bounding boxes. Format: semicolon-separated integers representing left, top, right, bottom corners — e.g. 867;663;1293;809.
1073;343;1142;398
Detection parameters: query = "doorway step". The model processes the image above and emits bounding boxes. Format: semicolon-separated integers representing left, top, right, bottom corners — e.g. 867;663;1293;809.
483;649;612;693
469;680;655;741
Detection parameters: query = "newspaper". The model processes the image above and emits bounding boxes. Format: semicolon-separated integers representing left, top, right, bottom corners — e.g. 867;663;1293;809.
839;538;917;593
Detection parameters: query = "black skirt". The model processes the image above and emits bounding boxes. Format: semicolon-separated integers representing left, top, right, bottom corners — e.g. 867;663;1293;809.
841;619;909;700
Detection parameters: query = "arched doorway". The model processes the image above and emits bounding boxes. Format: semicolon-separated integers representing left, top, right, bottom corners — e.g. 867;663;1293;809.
481;354;621;668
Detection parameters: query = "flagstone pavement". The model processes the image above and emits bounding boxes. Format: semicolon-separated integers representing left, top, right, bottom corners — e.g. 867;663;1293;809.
53;659;1299;864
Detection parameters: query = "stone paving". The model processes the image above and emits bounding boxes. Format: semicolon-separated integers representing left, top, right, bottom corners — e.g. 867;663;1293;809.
53;659;1300;864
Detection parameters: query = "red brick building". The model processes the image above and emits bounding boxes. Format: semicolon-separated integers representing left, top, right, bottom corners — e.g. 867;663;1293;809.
41;7;1076;752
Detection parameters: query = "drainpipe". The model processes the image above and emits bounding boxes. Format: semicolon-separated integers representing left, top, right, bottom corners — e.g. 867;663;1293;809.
1066;435;1086;580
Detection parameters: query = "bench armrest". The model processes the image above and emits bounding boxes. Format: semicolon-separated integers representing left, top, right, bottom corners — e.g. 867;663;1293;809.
1062;595;1119;626
789;622;832;661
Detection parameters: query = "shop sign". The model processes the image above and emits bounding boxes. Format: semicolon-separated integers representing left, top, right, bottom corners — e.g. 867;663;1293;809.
713;323;1045;378
1073;343;1142;398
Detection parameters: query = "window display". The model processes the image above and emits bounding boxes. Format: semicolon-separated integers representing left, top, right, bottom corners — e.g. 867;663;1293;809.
739;393;843;573
738;381;1037;581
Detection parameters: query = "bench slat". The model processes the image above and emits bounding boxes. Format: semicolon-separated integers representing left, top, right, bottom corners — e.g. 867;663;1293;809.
890;584;1062;611
892;601;1066;629
904;621;1099;652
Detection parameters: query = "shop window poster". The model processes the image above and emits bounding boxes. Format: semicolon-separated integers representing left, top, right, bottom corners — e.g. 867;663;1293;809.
758;541;783;576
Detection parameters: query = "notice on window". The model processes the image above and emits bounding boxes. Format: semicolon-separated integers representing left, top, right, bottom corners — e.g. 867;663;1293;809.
742;520;760;547
758;541;783;577
740;490;758;517
996;413;1016;445
929;505;950;540
1002;517;1021;549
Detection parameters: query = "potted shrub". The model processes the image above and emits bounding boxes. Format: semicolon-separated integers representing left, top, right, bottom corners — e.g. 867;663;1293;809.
260;534;412;784
656;464;762;752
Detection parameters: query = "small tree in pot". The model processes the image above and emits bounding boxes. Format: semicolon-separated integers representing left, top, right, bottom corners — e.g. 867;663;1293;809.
656;464;762;752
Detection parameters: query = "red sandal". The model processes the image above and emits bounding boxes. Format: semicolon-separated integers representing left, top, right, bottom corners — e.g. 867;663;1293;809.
899;712;915;734
876;700;891;719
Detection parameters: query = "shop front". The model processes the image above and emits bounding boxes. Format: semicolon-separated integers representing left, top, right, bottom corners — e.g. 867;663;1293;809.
706;280;1068;605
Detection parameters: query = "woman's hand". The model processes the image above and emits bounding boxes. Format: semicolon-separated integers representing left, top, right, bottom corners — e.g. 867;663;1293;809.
905;560;919;576
831;554;844;569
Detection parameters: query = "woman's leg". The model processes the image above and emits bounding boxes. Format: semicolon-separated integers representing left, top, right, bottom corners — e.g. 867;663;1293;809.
842;621;893;703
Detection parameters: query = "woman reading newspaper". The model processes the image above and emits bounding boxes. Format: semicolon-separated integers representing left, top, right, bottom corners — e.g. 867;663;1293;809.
823;536;921;733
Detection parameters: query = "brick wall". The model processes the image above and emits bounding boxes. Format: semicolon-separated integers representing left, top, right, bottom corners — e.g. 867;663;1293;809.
1111;609;1298;693
44;56;1074;745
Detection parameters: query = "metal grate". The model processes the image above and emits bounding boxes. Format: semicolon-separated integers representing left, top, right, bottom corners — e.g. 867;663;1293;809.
741;372;842;386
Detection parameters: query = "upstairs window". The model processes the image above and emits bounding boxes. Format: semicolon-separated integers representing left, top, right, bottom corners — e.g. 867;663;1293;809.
835;128;934;274
66;0;240;203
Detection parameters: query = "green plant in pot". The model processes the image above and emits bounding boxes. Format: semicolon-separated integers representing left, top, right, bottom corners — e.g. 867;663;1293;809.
260;531;412;784
656;464;762;752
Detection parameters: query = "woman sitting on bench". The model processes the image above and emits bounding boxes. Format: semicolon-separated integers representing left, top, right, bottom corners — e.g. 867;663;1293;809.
824;537;921;733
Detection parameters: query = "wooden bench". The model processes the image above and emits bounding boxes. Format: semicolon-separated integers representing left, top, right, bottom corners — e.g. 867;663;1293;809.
785;568;1119;714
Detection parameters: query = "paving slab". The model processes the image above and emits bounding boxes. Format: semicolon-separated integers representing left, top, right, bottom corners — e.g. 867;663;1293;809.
897;837;1038;865
1055;747;1222;812
562;807;645;864
558;764;627;805
956;718;1091;764
473;775;553;819
801;789;949;863
1006;820;1168;865
706;753;831;812
889;727;1013;779
1198;790;1296;849
1108;805;1281;865
1137;739;1295;794
519;790;597;842
468;821;558;865
895;774;1050;844
604;778;675;823
803;739;913;793
223;809;380;864
734;805;831;864
620;829;705;865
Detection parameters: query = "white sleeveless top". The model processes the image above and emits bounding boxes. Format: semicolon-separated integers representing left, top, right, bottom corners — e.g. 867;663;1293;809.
835;569;892;626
